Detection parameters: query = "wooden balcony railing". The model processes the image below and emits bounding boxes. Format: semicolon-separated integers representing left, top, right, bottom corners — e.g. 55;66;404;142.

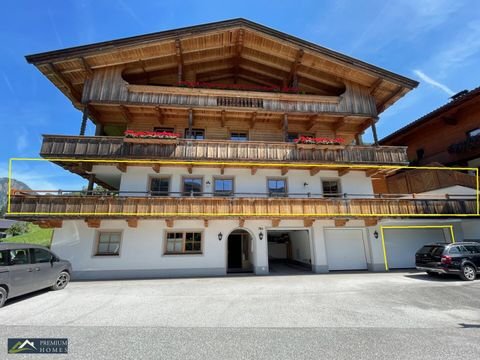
8;193;476;219
41;135;409;165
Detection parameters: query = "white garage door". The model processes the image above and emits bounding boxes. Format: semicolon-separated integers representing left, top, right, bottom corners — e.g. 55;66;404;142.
325;229;367;270
384;228;448;269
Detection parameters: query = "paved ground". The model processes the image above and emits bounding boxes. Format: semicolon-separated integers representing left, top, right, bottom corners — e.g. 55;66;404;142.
1;271;479;359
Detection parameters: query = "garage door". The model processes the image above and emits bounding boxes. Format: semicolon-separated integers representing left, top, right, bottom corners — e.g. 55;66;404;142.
384;228;448;269
325;229;367;270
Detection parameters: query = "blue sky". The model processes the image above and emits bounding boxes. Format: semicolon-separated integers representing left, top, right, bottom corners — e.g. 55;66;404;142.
1;0;480;190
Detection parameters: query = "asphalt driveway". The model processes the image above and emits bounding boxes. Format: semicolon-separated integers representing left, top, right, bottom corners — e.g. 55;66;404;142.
1;271;479;359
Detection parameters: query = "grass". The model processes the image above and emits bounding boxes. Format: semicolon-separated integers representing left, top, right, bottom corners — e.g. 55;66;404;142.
4;225;53;248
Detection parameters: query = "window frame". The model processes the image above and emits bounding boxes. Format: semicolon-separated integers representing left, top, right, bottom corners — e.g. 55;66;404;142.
185;128;205;140
322;179;341;198
213;176;235;196
164;230;204;255
229;131;249;141
267;177;288;197
182;176;203;196
149;176;171;197
153;127;175;133
93;231;123;257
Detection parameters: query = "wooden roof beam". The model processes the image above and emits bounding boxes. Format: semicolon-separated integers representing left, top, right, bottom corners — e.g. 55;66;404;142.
310;168;321;176
287;49;304;87
272;218;281;227
175;39;184;83
204;219;209;228
369;78;383;95
155;106;164;125
152;164;161;173
281;167;288;175
117;163;127;173
306;115;319;131
364;218;378;227
233;29;245;84
334;219;348;227
239;218;245;227
46;63;81;103
127;218;138;228
377;86;404;113
85;218;101;228
165;219;174;228
80;57;93;78
119;105;133;124
221;110;226;127
338;168;350;176
251;167;257;175
304;218;315;227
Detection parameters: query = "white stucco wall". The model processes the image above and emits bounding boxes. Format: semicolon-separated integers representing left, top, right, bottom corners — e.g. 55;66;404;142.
114;166;374;197
419;185;476;197
461;219;480;240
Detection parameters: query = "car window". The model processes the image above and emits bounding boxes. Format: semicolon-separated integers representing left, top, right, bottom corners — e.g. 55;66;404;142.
464;245;480;254
32;248;52;263
0;250;8;266
9;249;30;265
418;246;444;255
449;246;468;255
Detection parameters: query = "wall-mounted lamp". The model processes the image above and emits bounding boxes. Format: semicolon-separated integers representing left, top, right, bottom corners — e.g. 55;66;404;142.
373;230;379;239
206;181;211;186
259;232;264;240
218;232;223;241
303;182;309;187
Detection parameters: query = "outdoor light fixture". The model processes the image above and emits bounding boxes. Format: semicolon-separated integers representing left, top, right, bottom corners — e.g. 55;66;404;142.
218;232;223;241
374;230;379;239
259;232;264;240
206;181;211;185
303;182;309;187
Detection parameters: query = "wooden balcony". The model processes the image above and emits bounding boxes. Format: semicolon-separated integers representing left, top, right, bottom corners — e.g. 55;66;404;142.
41;135;409;165
8;194;476;221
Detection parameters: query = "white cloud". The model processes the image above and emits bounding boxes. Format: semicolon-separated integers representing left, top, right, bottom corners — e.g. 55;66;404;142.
413;69;454;96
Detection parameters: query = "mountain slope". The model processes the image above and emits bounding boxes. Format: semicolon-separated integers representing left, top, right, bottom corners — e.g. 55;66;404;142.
0;177;31;214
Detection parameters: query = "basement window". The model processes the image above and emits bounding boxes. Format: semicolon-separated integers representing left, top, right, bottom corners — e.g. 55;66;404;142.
165;232;202;254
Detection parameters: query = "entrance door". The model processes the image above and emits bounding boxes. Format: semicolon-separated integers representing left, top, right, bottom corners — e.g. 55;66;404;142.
228;234;243;270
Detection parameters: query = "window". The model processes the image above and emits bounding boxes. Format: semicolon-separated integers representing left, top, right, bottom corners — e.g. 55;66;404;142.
463;245;480;254
183;177;202;196
230;132;248;141
416;148;425;160
95;232;121;256
268;178;287;197
185;128;205;139
9;249;30;265
467;128;480;138
214;178;234;196
165;232;202;254
153;127;175;133
322;180;340;198
150;177;170;196
0;250;8;266
287;133;298;143
449;245;467;255
32;248;52;263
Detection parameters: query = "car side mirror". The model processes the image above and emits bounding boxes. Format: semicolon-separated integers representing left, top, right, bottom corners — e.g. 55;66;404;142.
50;256;57;264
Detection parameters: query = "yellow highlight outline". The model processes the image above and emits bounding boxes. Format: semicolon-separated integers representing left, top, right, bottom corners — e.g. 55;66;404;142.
380;225;455;271
7;157;479;216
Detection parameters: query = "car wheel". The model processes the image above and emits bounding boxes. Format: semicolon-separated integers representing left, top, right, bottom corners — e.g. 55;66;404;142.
51;271;70;291
0;287;7;308
459;264;476;281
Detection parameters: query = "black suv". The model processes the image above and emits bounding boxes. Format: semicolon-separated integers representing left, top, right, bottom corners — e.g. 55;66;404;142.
416;242;480;281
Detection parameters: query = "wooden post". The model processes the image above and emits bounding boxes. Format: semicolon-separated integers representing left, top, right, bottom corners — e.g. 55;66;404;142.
355;133;363;145
187;109;193;138
87;174;95;193
371;119;379;146
95;123;103;136
80;104;89;136
283;113;288;142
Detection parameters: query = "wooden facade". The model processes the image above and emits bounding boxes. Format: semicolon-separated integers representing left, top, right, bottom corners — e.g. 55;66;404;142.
9;194;476;220
41;135;408;165
380;87;480;167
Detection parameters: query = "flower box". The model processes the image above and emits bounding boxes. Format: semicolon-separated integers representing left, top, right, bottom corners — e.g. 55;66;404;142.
123;138;179;145
296;144;345;150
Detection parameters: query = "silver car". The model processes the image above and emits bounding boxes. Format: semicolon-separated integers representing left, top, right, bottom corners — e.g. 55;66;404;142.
0;243;72;308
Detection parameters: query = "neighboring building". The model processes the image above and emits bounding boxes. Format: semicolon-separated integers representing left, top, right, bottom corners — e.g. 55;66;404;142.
7;19;477;278
380;87;480;169
0;219;17;239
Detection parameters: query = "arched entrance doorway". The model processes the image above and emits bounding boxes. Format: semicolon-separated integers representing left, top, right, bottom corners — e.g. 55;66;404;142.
227;229;253;273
